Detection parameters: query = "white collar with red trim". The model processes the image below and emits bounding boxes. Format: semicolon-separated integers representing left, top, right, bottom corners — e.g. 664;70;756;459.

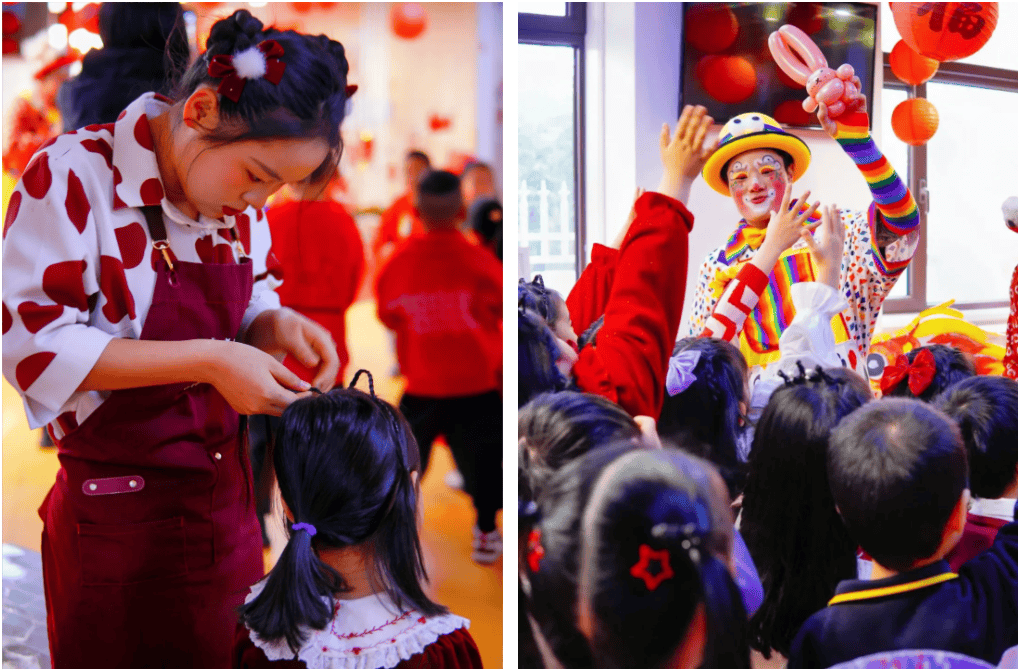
244;578;470;669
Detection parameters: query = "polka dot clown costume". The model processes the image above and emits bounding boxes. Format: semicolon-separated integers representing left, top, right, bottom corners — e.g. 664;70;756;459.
686;111;921;385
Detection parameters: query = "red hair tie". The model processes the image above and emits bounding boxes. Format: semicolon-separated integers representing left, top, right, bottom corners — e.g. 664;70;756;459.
880;348;937;397
630;543;674;591
207;40;286;103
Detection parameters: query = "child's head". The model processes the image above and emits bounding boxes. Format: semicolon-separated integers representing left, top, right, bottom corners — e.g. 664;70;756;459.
828;398;969;573
936;375;1018;500
518;308;571;407
414;170;465;230
518;275;577;349
404;150;431;191
239;377;445;653
461;161;496;203
577;448;749;669
520;441;640;668
166;10;351;219
470;199;502;260
881;344;975;402
657;337;749;499
519;391;640;502
740;364;871;656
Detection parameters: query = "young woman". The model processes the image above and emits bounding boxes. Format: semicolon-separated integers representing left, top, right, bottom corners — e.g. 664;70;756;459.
2;10;350;666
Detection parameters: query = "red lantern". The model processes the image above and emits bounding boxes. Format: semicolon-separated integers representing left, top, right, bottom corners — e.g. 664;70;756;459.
685;4;738;54
891;2;998;62
697;55;756;104
773;99;814;126
774;61;803;90
391;3;427;40
787;3;824;35
2;10;19;35
291;3;312;12
2;36;17;54
891;98;939;145
890;40;940;84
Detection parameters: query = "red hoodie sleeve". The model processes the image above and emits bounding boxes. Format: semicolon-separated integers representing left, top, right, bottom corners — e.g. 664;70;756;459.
572;192;693;419
566;243;619;336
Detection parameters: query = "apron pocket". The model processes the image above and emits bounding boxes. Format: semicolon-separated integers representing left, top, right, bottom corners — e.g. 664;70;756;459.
78;516;188;586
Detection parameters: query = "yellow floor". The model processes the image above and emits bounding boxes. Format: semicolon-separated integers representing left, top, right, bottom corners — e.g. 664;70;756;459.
1;299;502;668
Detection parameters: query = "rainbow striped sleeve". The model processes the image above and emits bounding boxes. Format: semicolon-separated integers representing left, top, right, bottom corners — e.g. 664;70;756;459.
834;112;920;236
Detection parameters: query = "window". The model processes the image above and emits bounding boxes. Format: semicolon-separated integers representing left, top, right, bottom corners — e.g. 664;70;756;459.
880;3;1018;313
518;3;586;297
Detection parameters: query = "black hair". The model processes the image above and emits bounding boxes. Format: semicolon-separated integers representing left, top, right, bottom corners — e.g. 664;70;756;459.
518;274;566;328
518;308;568;407
414;170;463;225
739;364;872;657
579;448;750;669
657;337;749;499
470;198;502;261
519;391;640;503
721;148;794;187
520;441;640;668
884;344;976;403
828;398;968;573
99;2;190;80
936;375;1018;500
173;9;350;186
406;150;431;166
238;380;445;654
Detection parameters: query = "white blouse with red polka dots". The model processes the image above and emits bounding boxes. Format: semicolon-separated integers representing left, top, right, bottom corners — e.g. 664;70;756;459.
2;93;275;440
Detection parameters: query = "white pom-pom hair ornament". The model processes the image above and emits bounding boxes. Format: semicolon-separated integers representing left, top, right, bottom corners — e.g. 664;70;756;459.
231;46;267;80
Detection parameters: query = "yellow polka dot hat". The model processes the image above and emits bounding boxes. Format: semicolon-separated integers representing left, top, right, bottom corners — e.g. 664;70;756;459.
702;113;812;196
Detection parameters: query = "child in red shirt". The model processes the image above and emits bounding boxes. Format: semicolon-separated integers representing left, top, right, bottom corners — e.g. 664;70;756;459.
375;170;502;564
372;150;430;261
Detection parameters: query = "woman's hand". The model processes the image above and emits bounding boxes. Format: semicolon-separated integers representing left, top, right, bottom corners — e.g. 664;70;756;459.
245;308;340;392
752;183;821;274
801;203;844;288
656;105;714;203
203;341;312;416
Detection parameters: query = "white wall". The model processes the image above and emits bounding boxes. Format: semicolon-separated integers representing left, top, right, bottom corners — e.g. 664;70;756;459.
589;2;903;332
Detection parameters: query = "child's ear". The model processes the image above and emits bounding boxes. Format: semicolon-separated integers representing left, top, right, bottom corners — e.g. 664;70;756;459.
182;86;221;131
409;470;420;490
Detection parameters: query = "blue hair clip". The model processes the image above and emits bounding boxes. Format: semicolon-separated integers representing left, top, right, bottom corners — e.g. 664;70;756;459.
666;350;702;396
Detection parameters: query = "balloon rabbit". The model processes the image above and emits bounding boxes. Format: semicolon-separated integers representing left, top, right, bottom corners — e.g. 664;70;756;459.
768;24;865;118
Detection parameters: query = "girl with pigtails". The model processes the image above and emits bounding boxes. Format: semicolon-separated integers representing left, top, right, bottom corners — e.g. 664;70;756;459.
233;371;481;669
2;9;355;666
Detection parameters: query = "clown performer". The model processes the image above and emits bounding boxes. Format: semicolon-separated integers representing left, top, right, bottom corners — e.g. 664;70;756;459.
686;98;920;386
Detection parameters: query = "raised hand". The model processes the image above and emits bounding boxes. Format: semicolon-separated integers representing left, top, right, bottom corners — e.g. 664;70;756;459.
656;104;714;203
763;183;821;256
801;203;844;288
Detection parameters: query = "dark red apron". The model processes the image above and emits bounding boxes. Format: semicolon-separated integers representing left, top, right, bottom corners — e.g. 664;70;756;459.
38;207;264;667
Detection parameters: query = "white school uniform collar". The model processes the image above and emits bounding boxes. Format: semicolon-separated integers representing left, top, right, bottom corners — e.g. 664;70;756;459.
112;92;240;231
245;578;470;669
969;496;1017;522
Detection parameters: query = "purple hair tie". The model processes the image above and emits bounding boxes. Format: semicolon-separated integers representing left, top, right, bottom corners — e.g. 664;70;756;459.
666;350;702;396
292;522;317;537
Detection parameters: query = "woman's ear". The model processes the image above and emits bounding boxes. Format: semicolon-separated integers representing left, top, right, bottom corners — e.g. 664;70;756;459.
182;86;221;131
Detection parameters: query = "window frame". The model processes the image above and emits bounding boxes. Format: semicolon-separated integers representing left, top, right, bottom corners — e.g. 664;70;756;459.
518;2;587;281
880;55;1018;313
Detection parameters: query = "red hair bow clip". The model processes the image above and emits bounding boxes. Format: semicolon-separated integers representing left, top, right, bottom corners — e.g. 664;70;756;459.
880;348;936;396
526;529;545;573
208;40;286;103
630;543;674;591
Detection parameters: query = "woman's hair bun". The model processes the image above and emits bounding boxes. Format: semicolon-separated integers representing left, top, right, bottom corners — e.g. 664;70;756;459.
312;34;350;79
207;9;264;55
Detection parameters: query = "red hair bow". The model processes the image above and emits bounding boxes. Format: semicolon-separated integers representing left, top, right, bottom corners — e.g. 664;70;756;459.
207;40;286;103
526;529;545;573
880;348;936;396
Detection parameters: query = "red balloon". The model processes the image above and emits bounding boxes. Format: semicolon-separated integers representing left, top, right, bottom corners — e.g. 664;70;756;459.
891;2;998;62
773;99;814;126
697;55;757;104
890;40;940;84
391;3;427;40
891;98;939;145
685;5;738;54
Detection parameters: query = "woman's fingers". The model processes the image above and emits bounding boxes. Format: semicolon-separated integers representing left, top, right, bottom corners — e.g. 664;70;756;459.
270;358;311;393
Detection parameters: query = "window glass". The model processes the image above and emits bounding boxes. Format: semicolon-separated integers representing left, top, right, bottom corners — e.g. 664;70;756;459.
880;86;911;300
924;82;1017;305
519;43;578;296
519;3;567;17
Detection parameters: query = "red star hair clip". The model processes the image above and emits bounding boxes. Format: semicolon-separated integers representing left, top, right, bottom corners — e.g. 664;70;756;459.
526;529;545;573
630;543;674;591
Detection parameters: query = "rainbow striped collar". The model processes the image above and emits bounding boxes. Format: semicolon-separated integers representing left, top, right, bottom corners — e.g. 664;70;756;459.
720;205;823;265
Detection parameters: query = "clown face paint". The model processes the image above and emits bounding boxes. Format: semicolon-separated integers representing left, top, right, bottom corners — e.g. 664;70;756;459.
727;149;792;227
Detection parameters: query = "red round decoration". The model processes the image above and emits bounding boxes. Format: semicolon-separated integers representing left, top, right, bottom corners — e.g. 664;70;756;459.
697;55;756;104
774;61;804;90
291;2;311;12
891;2;998;62
684;5;738;54
391;3;427;40
2;36;18;55
787;3;824;35
891;98;939;146
3;10;20;35
890;40;940;84
773;99;814;126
